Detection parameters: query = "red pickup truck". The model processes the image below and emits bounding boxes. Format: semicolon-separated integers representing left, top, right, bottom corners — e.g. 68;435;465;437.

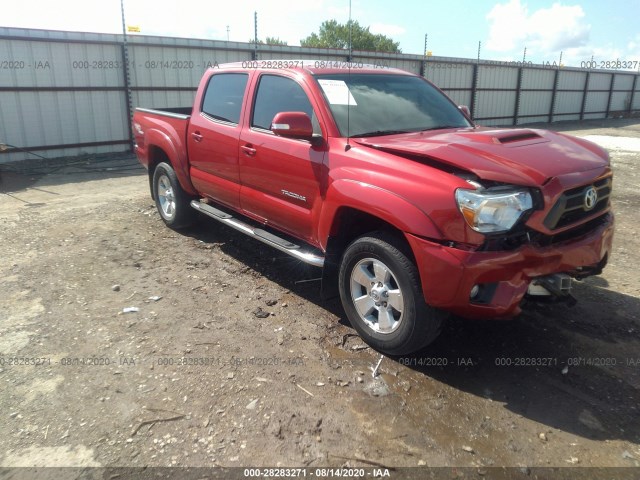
133;60;614;355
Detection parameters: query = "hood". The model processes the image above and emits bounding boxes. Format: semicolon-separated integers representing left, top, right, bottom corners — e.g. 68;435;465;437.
353;127;609;186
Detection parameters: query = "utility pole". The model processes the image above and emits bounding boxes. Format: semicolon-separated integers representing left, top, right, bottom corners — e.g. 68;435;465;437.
120;0;134;151
420;33;428;77
253;12;258;60
226;25;229;41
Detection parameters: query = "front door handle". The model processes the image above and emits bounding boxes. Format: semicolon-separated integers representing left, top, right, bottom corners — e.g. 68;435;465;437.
191;131;203;142
241;144;257;156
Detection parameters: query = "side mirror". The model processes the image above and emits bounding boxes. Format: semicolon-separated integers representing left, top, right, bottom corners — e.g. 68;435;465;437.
271;112;313;139
458;105;471;118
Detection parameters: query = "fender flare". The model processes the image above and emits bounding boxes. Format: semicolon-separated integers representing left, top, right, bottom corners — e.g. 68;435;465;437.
317;179;445;301
317;179;444;247
144;128;198;196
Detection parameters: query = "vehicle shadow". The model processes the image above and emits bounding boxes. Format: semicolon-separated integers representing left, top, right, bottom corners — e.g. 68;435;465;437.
0;154;144;195
181;216;640;444
180;217;344;316
399;284;640;445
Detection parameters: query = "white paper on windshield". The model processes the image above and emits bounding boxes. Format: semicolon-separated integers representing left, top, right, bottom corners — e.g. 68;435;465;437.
318;79;357;106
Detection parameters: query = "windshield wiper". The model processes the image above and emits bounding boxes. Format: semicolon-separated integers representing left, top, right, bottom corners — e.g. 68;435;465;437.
419;125;463;132
352;129;415;138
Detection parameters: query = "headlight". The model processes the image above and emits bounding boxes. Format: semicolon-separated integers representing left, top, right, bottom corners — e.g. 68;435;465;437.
455;187;533;233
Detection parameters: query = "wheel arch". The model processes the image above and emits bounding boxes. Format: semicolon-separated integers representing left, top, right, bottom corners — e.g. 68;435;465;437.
146;145;170;200
144;129;197;199
320;207;423;301
318;180;444;300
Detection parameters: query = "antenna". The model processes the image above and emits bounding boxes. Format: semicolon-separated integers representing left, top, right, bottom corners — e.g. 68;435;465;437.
348;0;352;62
345;0;352;151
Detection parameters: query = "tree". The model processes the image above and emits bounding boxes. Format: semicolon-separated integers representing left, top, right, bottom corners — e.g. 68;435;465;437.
266;36;287;46
301;20;400;53
248;37;288;46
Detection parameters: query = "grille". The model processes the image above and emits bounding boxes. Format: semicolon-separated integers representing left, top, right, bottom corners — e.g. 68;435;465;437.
543;177;611;230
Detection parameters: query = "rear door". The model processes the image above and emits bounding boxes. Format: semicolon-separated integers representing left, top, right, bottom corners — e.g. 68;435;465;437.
238;73;326;245
187;72;249;209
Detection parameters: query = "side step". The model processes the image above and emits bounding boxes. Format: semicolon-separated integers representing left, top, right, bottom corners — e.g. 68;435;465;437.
190;200;324;268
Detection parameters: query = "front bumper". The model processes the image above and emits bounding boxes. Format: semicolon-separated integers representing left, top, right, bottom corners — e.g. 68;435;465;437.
406;213;614;319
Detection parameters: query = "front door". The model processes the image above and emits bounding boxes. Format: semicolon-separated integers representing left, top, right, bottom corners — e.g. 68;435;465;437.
238;73;326;245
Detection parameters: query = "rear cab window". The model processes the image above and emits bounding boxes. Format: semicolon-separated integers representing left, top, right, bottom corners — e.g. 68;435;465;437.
201;73;249;125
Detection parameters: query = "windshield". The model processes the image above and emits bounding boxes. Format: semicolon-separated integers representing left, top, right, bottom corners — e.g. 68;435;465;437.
315;73;472;137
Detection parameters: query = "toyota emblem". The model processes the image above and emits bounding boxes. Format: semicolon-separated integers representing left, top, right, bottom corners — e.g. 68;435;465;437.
583;186;598;211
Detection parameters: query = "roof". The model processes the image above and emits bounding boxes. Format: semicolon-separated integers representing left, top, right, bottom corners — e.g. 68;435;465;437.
214;59;412;76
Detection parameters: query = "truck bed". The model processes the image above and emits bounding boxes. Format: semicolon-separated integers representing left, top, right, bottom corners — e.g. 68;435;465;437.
136;107;192;118
133;107;193;173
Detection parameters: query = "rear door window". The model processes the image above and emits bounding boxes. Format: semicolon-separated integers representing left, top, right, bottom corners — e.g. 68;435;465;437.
201;73;249;124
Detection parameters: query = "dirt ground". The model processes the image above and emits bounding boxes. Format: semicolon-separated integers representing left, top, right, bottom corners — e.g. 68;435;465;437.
0;119;639;478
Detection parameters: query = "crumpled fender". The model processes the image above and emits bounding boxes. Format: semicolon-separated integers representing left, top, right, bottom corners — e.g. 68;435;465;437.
317;178;444;248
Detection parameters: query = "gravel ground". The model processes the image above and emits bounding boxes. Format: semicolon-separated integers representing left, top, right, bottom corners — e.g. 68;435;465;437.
0;119;639;479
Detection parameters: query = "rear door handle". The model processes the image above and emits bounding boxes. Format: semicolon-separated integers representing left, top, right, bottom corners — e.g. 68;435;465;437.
191;131;203;142
241;144;256;156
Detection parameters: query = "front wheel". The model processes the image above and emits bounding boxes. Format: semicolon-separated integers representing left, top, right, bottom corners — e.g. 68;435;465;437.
338;232;444;355
152;162;196;229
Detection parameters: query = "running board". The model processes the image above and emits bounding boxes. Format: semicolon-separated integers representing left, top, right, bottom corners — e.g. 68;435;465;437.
190;200;324;268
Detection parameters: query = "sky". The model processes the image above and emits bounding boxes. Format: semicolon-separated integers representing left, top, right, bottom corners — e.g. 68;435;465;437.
2;0;639;69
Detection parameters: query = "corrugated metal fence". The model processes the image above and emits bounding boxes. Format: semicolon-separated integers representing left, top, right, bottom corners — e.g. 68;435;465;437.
1;27;639;163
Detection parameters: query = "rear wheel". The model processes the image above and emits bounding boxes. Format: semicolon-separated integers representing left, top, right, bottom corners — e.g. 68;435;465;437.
338;231;444;355
152;162;196;229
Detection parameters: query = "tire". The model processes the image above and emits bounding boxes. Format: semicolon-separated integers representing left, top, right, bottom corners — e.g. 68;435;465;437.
152;162;196;229
338;231;444;355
